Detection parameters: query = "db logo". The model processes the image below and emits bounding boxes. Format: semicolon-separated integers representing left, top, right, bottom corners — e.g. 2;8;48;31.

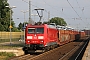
34;37;37;39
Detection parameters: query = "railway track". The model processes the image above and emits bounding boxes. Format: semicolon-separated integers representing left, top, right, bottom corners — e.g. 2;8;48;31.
28;38;89;60
9;37;89;60
59;38;89;60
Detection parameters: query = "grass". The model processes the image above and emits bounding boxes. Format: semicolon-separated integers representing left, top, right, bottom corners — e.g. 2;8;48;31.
0;40;24;60
0;52;15;60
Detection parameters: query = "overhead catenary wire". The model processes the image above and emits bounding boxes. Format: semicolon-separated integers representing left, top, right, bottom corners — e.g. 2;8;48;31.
22;0;55;19
35;0;85;29
22;0;72;20
42;0;85;28
21;0;57;23
75;0;89;29
42;0;77;27
21;0;90;30
75;0;86;19
66;0;86;29
42;0;70;18
67;0;82;20
22;0;82;21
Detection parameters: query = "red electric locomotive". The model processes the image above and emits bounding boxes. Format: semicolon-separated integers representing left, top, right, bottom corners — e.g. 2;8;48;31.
23;24;58;53
23;23;86;54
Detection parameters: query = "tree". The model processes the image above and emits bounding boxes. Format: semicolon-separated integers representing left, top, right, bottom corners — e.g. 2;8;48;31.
49;17;67;26
18;22;23;30
0;0;17;31
43;21;49;24
0;0;8;18
0;22;5;31
18;22;28;31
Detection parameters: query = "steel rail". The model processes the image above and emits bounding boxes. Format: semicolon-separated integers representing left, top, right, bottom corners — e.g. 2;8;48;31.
75;40;89;60
59;40;85;60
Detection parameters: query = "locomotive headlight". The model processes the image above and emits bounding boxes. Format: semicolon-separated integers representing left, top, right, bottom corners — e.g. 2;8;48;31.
40;40;44;43
28;41;30;43
27;36;32;39
38;36;44;39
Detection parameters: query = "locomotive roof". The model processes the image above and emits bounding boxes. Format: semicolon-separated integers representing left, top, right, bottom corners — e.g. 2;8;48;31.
26;24;57;29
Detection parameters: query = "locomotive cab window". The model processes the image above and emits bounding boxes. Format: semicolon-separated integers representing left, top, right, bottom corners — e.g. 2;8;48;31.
28;28;35;33
28;28;44;34
36;28;44;34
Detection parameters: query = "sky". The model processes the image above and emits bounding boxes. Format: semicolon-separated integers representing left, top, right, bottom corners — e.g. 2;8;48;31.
8;0;90;30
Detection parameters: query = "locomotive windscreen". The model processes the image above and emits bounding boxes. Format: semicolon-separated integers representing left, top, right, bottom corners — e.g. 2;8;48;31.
28;28;44;34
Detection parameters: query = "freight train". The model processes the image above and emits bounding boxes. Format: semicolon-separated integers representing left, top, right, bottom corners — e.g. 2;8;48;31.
23;23;86;54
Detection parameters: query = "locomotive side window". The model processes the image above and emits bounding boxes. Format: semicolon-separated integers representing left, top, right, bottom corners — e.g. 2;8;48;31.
28;28;35;34
36;28;44;34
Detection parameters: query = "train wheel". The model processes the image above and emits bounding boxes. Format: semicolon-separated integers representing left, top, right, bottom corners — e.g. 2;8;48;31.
52;45;55;49
44;48;48;52
50;45;54;49
24;50;28;54
45;47;49;52
55;44;59;48
48;46;51;50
